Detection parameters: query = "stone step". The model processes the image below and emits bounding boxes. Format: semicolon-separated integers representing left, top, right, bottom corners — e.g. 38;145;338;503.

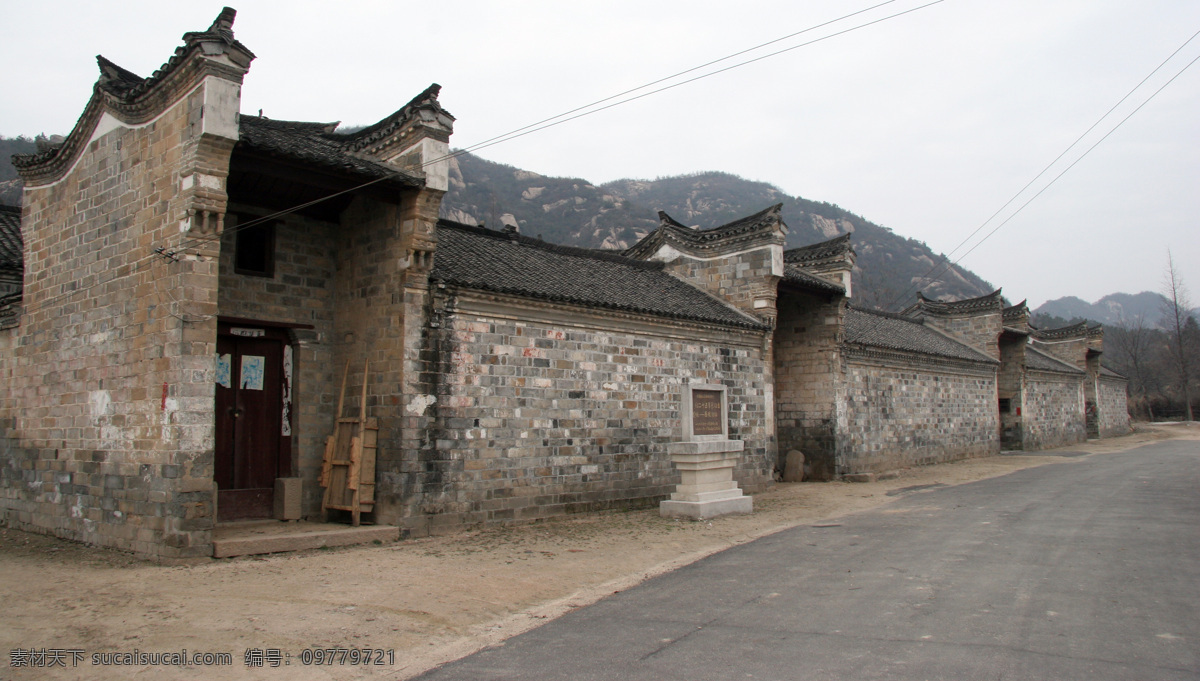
212;522;399;558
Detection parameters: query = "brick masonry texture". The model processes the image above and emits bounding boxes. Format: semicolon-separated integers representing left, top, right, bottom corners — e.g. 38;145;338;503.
840;355;1000;474
774;290;845;480
1022;373;1087;450
0;87;228;559
924;311;1002;361
0;10;1133;561
664;246;780;321
395;294;773;535
1096;377;1131;438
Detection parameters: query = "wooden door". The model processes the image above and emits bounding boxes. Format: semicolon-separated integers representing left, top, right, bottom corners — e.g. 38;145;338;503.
215;325;292;521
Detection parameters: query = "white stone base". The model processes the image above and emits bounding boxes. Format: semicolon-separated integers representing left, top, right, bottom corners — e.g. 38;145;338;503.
660;495;753;520
659;438;752;520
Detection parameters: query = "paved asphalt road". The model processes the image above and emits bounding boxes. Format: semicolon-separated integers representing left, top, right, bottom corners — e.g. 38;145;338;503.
414;440;1199;681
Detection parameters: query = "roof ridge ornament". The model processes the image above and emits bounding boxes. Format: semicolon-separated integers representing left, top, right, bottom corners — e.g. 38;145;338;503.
183;7;239;46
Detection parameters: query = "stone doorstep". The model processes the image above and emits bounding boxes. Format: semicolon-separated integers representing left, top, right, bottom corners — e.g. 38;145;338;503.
660;495;753;520
211;521;400;559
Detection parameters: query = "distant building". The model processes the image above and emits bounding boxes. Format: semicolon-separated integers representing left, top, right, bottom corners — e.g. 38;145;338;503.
0;9;1128;558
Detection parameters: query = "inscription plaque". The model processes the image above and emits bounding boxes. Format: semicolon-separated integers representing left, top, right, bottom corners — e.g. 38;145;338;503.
691;389;723;437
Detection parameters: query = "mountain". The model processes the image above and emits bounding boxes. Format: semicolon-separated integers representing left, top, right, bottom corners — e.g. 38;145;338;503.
1;138;994;309
441;152;994;309
1032;292;1185;327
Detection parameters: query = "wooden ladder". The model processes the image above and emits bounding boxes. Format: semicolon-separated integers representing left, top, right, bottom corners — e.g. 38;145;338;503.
319;361;378;526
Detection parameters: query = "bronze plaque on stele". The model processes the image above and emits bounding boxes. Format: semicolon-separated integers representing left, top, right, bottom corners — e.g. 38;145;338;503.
692;389;724;436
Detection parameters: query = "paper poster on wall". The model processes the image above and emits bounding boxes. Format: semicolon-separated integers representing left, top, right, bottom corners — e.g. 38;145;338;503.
240;356;265;390
281;345;293;436
215;353;232;389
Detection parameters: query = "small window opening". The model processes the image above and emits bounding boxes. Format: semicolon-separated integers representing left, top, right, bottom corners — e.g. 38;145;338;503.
998;398;1012;414
235;221;275;277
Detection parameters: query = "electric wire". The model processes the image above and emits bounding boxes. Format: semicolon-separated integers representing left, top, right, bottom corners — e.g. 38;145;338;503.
923;48;1200;287
25;0;931;318
882;26;1200;312
166;0;945;257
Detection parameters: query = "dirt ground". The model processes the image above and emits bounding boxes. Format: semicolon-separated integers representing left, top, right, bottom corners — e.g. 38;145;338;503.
2;423;1196;681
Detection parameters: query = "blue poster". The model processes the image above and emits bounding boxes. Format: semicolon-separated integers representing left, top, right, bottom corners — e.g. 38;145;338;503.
240;355;265;391
215;353;232;389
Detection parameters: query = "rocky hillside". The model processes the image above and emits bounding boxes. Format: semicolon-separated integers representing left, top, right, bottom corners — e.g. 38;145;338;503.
442;152;994;310
2;135;993;309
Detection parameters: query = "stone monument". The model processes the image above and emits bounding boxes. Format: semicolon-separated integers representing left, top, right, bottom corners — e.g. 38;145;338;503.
660;384;753;519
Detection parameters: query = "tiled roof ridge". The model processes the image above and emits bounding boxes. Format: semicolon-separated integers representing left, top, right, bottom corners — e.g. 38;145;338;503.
843;306;998;364
0;202;22;271
94;7;254;102
908;288;1004;316
783;232;853;263
236;115;423;186
433;221;766;329
660;203;783;241
437;220;665;271
1031;320;1091;340
781;264;846;294
1003;299;1028;315
239;116;340;134
624;204;784;259
342;83;455;153
11;7;255;182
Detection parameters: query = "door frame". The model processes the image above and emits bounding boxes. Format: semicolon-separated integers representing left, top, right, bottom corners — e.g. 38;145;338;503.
214;318;299;521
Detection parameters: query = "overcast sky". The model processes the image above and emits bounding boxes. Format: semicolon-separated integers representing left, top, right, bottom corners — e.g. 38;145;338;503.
2;0;1197;310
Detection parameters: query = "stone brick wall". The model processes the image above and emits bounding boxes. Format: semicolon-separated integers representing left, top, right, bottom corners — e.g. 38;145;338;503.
0;79;235;559
1022;372;1086;450
840;351;999;474
660;246;781;322
1096;376;1130;438
1035;338;1087;370
773;289;845;480
217;210;339;515
997;337;1026;449
922;311;1002;360
396;289;774;536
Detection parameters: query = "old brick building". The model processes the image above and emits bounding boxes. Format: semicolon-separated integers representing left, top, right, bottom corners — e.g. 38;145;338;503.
1;9;1128;558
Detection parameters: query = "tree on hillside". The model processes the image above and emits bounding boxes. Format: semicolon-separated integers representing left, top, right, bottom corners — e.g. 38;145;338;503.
1107;312;1160;419
1161;250;1194;421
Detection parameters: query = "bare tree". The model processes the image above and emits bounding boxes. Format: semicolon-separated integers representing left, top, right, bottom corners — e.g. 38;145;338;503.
1109;311;1158;419
1161;250;1194;421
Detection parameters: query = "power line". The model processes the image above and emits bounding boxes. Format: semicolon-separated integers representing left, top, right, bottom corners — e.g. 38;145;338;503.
935;49;1200;274
882;26;1200;312
169;0;946;256
24;1;941;318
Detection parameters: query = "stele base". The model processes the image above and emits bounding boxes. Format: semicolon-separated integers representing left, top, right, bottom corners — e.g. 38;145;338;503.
660;439;753;520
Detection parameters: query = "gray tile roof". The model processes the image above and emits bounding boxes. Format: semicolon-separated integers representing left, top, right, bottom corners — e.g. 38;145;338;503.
783;233;852;264
433;221;767;329
782;264;845;294
905;289;1004;317
1025;345;1085;374
0;204;21;272
1030;321;1090;341
0;292;17;330
624;204;784;260
236;116;424;186
844;307;996;363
